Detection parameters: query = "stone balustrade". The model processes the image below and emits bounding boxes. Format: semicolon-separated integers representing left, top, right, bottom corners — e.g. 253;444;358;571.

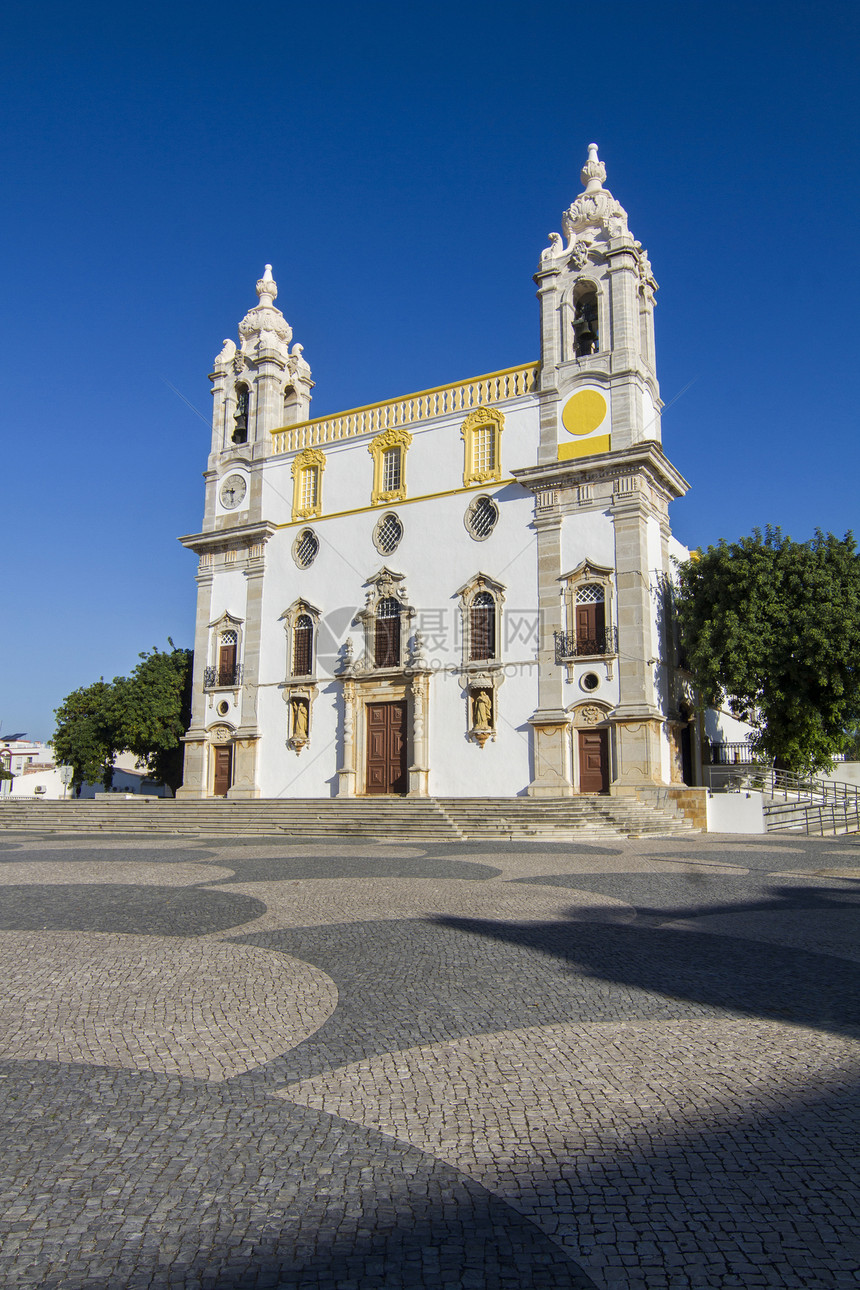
271;362;539;455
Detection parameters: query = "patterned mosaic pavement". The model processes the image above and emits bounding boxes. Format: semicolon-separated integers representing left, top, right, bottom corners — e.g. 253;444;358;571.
0;829;858;1288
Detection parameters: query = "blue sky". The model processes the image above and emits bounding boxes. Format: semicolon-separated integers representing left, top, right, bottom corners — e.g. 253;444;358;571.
3;0;858;741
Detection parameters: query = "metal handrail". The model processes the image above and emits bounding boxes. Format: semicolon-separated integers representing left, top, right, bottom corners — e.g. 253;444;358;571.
554;626;619;662
707;761;860;835
203;665;244;689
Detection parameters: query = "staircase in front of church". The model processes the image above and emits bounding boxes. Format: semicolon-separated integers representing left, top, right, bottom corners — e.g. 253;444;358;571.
0;795;695;841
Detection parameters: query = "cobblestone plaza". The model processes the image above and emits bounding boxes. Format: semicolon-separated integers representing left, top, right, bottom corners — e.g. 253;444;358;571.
0;829;858;1288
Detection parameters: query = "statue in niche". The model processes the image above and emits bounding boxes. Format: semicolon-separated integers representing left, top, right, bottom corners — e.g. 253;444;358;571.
473;689;493;729
292;698;309;740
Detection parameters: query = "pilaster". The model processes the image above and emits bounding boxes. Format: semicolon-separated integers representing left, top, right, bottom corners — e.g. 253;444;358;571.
535;262;562;466
611;484;664;789
337;679;357;797
176;567;213;800
227;553;266;800
527;509;573;796
408;670;431;797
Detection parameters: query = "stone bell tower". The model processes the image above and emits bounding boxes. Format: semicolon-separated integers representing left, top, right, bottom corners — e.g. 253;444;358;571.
514;145;689;798
534;143;661;464
178;266;314;800
208;264;314;463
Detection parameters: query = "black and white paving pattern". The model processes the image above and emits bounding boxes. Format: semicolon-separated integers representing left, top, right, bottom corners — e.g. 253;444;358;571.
0;830;858;1288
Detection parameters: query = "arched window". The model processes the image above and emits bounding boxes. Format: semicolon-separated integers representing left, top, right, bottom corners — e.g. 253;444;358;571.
470;591;496;661
369;429;412;504
457;573;505;668
293;614;313;676
572;285;599;357
233;385;250;444
375;597;401;668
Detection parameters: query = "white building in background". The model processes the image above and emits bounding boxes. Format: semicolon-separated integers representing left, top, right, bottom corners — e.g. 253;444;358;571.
178;145;702;801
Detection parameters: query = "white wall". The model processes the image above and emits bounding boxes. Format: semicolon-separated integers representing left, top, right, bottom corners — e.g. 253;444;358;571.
706;790;766;834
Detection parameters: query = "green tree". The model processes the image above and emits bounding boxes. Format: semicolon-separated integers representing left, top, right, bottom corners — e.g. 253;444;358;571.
113;643;193;792
675;527;860;773
52;679;119;792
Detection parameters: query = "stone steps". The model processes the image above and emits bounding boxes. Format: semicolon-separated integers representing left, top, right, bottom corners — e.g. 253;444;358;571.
0;794;695;841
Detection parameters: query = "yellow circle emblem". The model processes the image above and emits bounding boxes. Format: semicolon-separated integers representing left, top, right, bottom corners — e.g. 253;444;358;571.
561;390;607;437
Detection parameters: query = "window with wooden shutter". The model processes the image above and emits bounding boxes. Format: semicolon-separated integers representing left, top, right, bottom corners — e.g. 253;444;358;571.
218;631;238;685
574;585;606;654
470;591;496;661
375;597;401;668
293;614;313;675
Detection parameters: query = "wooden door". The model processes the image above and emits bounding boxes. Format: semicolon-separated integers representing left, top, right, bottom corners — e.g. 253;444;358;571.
575;602;605;655
218;642;236;685
578;729;609;794
213;745;233;797
366;702;408;795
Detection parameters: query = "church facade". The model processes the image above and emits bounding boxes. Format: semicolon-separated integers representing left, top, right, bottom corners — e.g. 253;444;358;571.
177;146;698;801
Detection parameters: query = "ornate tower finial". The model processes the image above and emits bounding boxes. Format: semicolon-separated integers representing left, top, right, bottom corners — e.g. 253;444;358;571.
580;143;606;194
256;264;277;307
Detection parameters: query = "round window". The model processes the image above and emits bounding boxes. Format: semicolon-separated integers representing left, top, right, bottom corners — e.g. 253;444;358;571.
373;512;403;555
581;672;600;692
293;528;319;568
465;495;499;541
217;700;230;716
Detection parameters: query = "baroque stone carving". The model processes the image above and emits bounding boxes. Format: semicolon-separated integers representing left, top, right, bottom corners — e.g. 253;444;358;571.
237;264;294;355
214;338;237;368
579;705;603;726
291;447;326;476
541;144;632;264
369;426;413;454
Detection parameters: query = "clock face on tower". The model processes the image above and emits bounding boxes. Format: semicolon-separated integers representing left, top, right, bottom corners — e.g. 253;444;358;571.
219;473;247;510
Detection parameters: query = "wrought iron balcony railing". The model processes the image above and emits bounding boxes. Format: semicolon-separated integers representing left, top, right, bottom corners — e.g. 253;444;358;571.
554;626;619;662
203;664;244;689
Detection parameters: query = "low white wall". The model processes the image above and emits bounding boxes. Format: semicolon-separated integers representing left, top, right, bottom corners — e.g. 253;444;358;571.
706;790;766;834
819;762;860;788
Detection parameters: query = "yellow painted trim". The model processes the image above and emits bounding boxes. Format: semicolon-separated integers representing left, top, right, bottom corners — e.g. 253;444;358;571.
368;427;412;506
275;479;518;529
561;390;608;437
461;407;504;488
558;435;612;460
290;447;326;521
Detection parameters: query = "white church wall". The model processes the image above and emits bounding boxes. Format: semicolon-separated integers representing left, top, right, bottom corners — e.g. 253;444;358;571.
209;570;249;627
560;508;615;574
252;474;540;797
427;667;535;796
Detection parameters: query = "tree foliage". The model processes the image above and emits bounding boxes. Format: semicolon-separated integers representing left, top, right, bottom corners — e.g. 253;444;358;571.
52;644;192;793
113;645;193;791
675;527;860;773
52;679;118;791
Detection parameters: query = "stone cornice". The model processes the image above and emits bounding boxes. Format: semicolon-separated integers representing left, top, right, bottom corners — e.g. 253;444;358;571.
512;441;689;501
178;520;277;556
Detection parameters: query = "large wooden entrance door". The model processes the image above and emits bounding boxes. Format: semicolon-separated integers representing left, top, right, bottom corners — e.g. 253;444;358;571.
578;729;609;794
213;745;233;797
366;702;408;795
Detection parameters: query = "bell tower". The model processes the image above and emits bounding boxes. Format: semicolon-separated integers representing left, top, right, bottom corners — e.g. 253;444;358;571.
179;266;315;801
534;144;660;465
208;264;314;463
516;145;688;798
